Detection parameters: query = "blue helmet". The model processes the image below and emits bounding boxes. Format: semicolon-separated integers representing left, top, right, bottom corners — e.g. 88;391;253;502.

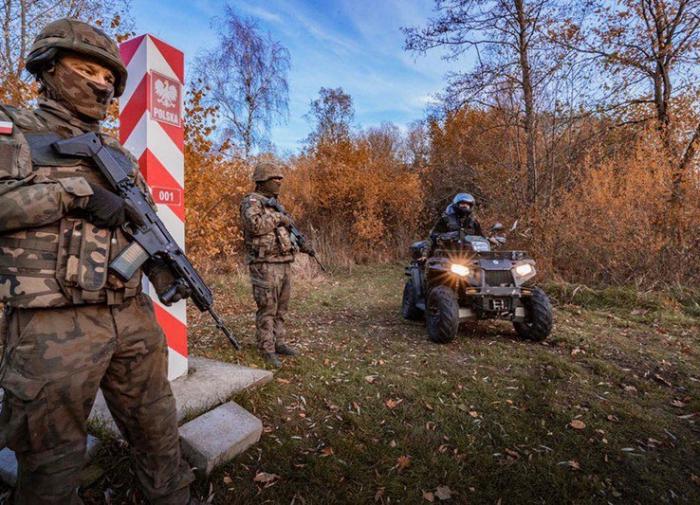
451;193;475;216
452;193;475;206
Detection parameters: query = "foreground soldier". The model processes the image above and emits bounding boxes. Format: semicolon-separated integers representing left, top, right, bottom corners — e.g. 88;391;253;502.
0;19;194;504
240;162;305;368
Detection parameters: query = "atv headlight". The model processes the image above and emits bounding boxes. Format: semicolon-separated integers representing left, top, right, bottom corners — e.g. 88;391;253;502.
512;261;536;283
514;263;534;277
450;263;471;277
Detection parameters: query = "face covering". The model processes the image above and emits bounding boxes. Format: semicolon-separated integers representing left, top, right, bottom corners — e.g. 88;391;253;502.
258;178;282;197
42;59;115;121
455;203;473;217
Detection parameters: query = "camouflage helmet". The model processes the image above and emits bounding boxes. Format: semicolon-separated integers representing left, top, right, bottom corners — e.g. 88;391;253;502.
253;161;285;182
26;18;128;97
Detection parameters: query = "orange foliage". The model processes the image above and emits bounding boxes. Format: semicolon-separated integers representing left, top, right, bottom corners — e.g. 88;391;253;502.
535;134;700;286
284;130;423;264
184;87;249;270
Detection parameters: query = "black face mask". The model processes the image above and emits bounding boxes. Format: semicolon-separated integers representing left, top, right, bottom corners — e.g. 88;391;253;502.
258;178;282;197
454;203;473;217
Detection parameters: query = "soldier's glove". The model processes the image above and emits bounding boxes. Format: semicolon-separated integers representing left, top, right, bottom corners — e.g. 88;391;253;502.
144;259;191;306
82;184;143;229
278;214;293;227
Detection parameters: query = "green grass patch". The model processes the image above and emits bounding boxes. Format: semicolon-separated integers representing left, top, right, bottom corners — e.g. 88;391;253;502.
20;264;698;504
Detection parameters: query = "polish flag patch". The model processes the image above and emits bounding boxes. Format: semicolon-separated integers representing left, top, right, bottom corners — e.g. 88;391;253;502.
0;121;13;135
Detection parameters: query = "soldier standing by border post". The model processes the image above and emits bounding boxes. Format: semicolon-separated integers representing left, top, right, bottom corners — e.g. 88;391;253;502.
0;19;195;504
240;162;306;368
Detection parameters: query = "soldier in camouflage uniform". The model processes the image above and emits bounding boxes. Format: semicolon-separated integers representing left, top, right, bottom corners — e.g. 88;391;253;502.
0;19;195;504
240;162;307;368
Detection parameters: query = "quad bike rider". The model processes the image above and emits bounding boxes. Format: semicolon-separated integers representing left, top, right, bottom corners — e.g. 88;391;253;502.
402;193;553;343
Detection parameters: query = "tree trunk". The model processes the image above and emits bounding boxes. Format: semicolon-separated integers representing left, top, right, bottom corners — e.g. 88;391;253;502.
516;0;537;204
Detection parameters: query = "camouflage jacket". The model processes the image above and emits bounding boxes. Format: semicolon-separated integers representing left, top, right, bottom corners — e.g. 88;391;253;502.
240;192;295;264
0;98;152;308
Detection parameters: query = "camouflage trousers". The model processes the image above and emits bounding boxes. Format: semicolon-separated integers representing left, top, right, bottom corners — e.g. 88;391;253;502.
249;262;292;353
0;294;194;505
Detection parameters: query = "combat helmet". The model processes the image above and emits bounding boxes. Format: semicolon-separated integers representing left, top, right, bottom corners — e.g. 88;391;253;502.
26;18;128;97
253;161;285;182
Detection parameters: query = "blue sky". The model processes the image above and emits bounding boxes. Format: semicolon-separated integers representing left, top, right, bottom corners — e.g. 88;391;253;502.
131;0;459;154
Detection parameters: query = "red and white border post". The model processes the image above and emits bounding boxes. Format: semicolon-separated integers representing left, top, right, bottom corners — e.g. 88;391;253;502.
119;35;187;380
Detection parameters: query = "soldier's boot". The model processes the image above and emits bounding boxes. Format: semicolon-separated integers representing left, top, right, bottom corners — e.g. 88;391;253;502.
262;352;282;368
275;343;297;356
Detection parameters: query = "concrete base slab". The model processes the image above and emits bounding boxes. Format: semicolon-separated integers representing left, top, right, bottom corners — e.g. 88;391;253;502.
179;401;262;476
0;435;101;487
90;356;272;435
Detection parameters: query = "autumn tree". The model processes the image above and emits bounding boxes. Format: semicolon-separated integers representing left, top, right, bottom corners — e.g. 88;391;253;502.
184;85;250;269
305;87;354;147
559;0;700;202
0;0;131;105
404;0;566;204
195;5;290;158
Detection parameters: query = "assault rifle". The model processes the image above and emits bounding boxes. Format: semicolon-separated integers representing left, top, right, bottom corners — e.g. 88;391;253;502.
52;132;241;350
264;197;328;273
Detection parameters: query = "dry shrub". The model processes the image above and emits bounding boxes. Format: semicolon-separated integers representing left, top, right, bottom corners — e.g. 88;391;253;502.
185;154;249;271
284;130;423;265
534;134;700;286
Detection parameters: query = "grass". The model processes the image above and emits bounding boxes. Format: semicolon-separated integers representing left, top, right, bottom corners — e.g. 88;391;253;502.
16;264;700;504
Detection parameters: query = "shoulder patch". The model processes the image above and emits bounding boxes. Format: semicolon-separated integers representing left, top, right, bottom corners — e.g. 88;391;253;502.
0;120;13;135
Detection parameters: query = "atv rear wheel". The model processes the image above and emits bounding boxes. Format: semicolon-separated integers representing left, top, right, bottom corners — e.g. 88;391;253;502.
401;278;422;320
426;286;459;344
513;287;553;341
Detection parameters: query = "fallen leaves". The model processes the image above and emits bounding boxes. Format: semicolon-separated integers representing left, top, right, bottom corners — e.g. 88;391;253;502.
569;419;586;430
558;460;581;470
395;455;412;472
435;485;453;500
365;375;378;384
253;472;280;488
319;446;334;457
653;374;672;387
385;398;403;409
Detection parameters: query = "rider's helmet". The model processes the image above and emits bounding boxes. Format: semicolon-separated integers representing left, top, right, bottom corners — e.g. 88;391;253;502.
451;193;475;216
26;18;128;97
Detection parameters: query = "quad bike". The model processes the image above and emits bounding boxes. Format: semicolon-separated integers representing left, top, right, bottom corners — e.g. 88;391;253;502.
402;224;553;343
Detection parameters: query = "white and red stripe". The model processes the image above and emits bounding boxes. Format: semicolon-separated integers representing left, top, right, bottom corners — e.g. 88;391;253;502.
119;35;187;380
0;120;13;135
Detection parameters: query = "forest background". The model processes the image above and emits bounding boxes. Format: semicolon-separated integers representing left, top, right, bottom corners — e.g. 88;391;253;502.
2;0;700;290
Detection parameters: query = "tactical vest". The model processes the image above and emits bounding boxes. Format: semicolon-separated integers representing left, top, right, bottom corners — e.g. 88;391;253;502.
240;192;295;264
0;105;142;308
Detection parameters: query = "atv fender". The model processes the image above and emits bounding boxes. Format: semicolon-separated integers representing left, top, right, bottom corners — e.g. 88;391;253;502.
408;264;425;308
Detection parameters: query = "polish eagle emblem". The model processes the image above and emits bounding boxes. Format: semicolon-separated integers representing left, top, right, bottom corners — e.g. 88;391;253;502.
155;78;177;108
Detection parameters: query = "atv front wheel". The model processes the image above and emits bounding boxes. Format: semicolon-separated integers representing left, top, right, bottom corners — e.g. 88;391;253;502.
426;286;459;344
513;287;553;341
402;278;422;320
